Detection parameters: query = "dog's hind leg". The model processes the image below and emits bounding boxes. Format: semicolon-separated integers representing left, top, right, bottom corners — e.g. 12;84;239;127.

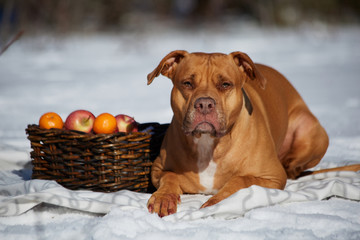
279;108;329;179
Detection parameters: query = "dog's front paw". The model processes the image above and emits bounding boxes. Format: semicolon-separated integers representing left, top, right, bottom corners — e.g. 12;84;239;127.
200;195;223;209
147;192;181;217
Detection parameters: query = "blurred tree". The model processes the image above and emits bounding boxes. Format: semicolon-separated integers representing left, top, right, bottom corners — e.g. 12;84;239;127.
0;0;16;47
0;0;359;40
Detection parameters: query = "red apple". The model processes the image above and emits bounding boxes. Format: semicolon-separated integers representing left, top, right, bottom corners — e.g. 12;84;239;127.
115;114;138;133
64;110;95;133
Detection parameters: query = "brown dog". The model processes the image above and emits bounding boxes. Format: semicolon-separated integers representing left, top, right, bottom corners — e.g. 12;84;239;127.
146;50;360;217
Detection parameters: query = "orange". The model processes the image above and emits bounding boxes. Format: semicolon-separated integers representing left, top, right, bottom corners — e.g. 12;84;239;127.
39;112;64;129
93;113;117;134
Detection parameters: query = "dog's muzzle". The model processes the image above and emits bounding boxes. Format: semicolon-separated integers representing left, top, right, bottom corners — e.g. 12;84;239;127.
182;88;253;138
193;97;217;133
183;97;225;137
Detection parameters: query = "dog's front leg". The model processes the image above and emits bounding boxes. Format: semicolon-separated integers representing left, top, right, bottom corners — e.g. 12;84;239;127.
201;175;286;208
147;171;182;217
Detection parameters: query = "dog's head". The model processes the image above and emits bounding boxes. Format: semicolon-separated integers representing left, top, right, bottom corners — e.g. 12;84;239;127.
147;50;266;138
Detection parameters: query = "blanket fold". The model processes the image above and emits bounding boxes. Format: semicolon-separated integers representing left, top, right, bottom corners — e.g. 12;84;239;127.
1;171;359;220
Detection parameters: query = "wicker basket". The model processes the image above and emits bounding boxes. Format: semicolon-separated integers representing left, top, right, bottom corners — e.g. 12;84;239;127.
26;123;168;193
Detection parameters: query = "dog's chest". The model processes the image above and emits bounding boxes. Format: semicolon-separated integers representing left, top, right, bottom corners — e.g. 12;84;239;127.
194;135;218;194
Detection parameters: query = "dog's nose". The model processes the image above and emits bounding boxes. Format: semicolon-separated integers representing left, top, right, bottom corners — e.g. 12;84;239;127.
194;97;216;115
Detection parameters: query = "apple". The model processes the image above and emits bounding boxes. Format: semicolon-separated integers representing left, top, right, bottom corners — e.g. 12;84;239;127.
64;110;95;133
115;114;138;133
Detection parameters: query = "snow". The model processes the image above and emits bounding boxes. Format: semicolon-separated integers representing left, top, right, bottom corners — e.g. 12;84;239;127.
1;24;360;239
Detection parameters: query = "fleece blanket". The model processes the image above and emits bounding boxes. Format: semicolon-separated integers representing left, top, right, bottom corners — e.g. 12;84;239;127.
1;168;359;221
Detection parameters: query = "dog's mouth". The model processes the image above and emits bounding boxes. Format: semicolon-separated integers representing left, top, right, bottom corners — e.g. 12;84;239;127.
193;122;216;136
183;114;226;138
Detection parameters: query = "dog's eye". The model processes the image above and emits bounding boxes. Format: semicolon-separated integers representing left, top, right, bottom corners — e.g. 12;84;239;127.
183;81;193;89
221;82;232;89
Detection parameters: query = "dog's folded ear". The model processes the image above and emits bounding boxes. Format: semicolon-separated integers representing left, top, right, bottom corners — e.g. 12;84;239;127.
230;51;267;89
147;50;189;85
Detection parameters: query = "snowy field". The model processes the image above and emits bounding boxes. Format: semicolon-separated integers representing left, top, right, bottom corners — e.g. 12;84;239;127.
0;23;360;239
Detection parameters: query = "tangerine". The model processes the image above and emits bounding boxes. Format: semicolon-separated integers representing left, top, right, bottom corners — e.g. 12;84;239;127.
93;113;117;134
39;112;64;129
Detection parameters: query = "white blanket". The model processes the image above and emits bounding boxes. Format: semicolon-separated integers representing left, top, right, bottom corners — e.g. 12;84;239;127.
1;169;359;221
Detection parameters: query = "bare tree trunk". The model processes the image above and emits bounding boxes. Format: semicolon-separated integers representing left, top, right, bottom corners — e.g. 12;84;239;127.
0;30;23;55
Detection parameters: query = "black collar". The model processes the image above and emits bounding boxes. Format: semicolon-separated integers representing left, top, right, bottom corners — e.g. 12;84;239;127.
241;88;253;116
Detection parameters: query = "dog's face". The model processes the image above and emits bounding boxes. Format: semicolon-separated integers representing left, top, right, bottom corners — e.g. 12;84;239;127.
148;51;266;138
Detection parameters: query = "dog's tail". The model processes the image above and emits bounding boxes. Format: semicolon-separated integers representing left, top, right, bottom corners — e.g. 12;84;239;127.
298;164;360;178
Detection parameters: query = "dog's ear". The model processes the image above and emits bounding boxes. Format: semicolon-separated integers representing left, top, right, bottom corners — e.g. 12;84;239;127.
147;50;189;85
230;51;266;89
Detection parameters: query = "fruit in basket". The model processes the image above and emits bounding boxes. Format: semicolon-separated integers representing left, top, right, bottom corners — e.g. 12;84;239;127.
39;112;64;129
64;110;95;133
93;113;117;134
115;114;138;133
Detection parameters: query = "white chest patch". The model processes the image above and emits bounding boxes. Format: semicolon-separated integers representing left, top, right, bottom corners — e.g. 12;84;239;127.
194;135;218;194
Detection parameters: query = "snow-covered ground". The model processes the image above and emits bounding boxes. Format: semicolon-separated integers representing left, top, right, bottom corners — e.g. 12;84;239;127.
0;23;360;239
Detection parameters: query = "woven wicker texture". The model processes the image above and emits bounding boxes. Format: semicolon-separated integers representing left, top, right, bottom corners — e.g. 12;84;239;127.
26;123;168;193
